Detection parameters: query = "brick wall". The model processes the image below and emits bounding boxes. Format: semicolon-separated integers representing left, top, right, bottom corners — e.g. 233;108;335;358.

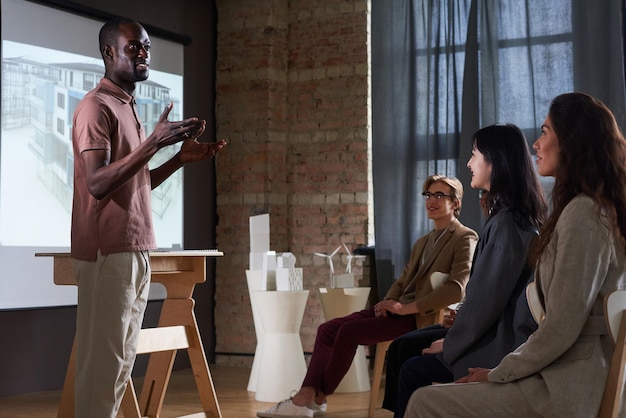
215;0;370;366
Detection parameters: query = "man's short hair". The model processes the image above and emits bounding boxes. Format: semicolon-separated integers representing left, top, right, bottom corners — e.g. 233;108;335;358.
422;175;464;217
98;17;139;58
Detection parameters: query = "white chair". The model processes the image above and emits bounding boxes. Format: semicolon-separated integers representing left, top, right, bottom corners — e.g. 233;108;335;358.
598;289;626;418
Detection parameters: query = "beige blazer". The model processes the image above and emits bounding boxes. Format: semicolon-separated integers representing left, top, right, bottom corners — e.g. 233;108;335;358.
384;218;478;328
489;195;626;417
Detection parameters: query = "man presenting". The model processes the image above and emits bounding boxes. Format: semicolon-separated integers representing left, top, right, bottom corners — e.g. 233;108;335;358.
71;17;225;418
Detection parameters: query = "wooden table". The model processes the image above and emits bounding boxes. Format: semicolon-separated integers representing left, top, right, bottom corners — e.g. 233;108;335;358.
36;250;223;418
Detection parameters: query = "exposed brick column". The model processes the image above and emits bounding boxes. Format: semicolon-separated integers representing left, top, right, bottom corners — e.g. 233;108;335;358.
215;0;369;365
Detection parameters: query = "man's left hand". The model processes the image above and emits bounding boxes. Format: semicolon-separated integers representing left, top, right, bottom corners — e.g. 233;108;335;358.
178;139;227;164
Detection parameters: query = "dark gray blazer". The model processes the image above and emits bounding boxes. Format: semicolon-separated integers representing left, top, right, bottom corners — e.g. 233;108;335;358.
440;207;538;379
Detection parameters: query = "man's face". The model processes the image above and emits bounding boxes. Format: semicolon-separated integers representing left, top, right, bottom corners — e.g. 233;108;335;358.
108;22;151;85
424;181;458;223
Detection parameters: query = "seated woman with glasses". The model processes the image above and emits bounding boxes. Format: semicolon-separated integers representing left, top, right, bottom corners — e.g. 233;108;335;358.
257;175;478;418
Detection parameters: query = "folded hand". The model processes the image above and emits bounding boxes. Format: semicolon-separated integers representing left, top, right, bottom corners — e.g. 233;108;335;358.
455;367;490;383
422;338;445;355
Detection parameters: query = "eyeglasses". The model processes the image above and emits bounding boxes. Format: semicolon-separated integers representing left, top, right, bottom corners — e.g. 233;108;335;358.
422;191;454;200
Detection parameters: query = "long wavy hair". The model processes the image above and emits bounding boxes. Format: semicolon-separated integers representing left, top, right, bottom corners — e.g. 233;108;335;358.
532;92;626;261
472;124;547;232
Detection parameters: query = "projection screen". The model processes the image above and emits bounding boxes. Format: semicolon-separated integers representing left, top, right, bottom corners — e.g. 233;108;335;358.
0;0;186;309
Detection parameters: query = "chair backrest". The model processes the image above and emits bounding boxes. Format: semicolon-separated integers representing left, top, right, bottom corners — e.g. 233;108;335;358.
605;290;626;343
598;290;626;418
526;281;545;324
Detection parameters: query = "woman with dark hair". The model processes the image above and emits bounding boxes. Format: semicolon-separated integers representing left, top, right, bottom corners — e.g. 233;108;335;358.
390;124;547;418
406;93;626;418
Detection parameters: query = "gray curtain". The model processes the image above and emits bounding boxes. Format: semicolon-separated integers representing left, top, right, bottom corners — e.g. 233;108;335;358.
371;0;626;298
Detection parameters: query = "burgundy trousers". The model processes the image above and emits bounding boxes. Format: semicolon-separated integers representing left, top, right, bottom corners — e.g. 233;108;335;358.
302;308;416;395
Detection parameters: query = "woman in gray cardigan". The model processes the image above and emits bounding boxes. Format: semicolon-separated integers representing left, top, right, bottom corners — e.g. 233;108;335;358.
406;92;626;417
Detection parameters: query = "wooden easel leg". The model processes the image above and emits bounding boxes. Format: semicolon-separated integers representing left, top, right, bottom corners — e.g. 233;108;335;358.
184;305;222;418
121;379;141;418
187;339;221;418
57;338;76;418
187;328;222;418
151;298;222;418
138;349;177;417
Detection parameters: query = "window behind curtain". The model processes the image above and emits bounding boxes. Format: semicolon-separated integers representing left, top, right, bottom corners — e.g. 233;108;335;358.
372;0;625;296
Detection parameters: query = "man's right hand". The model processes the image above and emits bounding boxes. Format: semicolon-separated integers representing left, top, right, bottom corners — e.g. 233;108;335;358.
149;102;206;148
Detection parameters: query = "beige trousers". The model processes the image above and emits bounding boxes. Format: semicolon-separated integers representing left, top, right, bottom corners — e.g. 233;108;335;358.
73;251;150;418
405;380;542;418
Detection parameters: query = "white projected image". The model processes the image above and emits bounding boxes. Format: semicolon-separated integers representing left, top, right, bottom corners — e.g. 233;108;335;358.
0;0;187;309
0;41;184;248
